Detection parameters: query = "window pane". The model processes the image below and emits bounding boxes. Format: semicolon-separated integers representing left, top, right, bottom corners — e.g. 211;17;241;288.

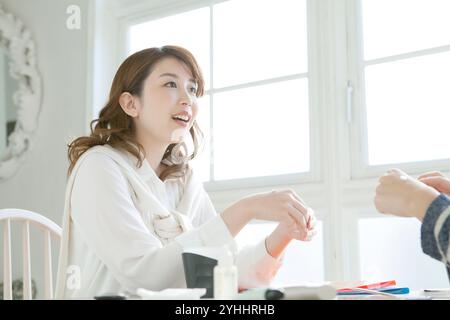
213;0;308;88
235;221;324;286
365;51;450;165
190;95;211;182
213;79;310;180
128;8;211;89
362;0;450;60
359;217;449;290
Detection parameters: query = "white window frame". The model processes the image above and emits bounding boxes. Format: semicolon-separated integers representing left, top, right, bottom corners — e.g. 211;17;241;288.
342;0;450;285
346;0;450;180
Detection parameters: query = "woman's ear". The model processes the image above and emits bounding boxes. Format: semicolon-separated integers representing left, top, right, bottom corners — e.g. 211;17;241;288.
119;92;139;117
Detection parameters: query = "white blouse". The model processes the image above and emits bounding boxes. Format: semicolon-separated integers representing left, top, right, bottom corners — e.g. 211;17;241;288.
55;145;282;299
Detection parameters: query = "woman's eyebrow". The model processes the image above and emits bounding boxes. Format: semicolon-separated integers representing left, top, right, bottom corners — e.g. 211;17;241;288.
159;72;196;84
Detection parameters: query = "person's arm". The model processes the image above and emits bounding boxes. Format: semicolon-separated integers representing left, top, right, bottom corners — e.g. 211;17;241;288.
222;204;315;258
71;153;238;293
219;199;253;236
420;193;450;271
193;186;316;288
375;169;450;277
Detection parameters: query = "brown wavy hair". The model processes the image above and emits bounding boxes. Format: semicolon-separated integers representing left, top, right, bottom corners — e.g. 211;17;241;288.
67;46;205;181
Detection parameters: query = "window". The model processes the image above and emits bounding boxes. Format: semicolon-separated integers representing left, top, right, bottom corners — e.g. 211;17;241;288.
213;79;309;180
127;0;312;184
347;0;450;288
353;0;450;172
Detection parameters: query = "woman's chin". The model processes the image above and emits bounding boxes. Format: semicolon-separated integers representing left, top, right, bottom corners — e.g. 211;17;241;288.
170;128;188;143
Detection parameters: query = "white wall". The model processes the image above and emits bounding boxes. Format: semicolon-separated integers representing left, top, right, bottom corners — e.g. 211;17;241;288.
0;0;92;298
0;52;5;153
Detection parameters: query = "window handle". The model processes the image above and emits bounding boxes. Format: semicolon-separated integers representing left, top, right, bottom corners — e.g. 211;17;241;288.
346;81;354;124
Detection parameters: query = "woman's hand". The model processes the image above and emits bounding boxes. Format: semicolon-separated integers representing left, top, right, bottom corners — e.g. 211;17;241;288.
257;190;317;259
264;213;317;259
418;171;450;196
220;189;316;249
242;189;311;230
374;169;440;220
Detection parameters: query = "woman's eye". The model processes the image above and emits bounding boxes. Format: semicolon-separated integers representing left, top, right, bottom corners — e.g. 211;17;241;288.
190;87;198;94
165;81;177;88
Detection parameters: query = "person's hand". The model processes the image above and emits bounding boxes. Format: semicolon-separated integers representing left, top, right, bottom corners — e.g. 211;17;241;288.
241;189;312;237
242;189;317;259
418;171;450;196
374;169;440;220
265;208;317;258
276;208;317;241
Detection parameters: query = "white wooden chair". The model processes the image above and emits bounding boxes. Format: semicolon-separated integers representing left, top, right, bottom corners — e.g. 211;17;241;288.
0;208;62;300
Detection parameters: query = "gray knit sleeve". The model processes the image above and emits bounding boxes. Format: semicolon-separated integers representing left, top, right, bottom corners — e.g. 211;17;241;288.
421;193;450;279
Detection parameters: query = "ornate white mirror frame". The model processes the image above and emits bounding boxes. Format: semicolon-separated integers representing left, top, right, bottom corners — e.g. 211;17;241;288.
0;4;42;180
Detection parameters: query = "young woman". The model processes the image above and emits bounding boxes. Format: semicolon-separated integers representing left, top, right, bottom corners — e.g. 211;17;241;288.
55;46;316;299
374;169;450;280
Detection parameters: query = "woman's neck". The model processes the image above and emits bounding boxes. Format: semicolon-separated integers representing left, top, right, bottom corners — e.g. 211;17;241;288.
140;140;169;177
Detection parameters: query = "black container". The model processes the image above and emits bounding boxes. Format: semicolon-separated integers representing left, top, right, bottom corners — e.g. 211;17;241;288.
182;252;218;298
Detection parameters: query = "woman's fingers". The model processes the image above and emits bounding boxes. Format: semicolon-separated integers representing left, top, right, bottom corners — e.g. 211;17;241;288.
293;226;317;241
279;189;312;225
286;203;307;232
419;176;450;195
285;190;317;234
307;209;316;230
304;229;317;241
418;171;445;180
291;191;307;207
271;189;316;241
290;197;310;222
280;189;307;206
282;215;316;242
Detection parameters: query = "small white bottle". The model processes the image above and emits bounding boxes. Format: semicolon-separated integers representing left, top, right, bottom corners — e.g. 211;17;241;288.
213;246;238;300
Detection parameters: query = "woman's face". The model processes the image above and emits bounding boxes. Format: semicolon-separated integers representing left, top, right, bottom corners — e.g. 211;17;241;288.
133;57;199;146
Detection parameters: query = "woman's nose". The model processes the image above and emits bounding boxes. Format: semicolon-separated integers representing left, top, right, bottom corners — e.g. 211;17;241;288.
179;90;193;106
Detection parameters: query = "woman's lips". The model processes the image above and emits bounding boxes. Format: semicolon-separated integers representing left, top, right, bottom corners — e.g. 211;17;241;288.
173;118;188;127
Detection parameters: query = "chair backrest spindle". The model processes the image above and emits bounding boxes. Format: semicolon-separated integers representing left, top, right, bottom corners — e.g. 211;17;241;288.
43;230;53;299
0;209;62;300
3;218;12;300
22;221;32;300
